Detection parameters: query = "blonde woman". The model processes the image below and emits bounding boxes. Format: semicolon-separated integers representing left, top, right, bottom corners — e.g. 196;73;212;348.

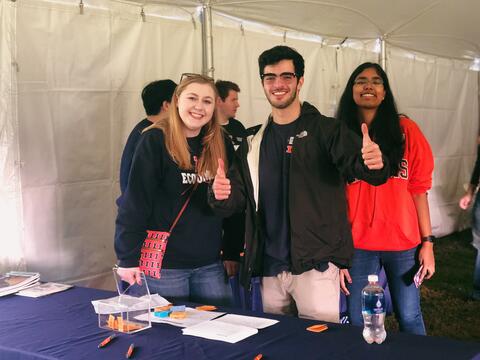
115;74;234;306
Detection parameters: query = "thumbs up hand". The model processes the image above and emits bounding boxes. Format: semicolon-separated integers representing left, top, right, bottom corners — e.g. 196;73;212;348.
361;123;384;170
212;158;231;200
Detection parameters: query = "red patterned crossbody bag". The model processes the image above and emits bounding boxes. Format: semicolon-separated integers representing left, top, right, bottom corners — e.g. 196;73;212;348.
138;187;196;279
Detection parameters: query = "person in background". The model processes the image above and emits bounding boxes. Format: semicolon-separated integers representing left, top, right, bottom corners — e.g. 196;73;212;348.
210;46;389;323
115;74;234;306
215;80;247;150
338;62;435;335
119;79;177;195
215;80;247;278
459;136;480;301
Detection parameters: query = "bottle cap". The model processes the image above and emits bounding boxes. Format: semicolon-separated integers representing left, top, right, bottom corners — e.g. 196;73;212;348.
368;274;378;282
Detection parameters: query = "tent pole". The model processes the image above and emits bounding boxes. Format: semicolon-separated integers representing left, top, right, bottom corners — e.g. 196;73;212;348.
380;37;387;70
200;3;214;78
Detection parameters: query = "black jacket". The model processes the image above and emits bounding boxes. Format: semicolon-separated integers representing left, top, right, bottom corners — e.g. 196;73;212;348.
210;102;389;287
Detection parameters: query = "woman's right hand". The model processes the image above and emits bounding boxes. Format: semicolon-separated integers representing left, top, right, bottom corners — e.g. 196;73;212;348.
116;266;143;286
212;158;231;200
340;269;352;295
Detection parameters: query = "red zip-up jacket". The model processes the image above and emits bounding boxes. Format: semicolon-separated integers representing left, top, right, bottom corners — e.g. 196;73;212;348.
346;116;434;251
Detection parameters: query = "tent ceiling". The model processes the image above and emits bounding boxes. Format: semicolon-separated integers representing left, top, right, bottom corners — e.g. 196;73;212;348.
137;0;480;60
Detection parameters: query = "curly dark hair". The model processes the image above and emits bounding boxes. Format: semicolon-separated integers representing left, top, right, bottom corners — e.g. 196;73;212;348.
258;45;305;79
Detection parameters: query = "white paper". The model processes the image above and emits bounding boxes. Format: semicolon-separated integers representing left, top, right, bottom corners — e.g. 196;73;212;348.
0;272;40;297
136;307;225;328
182;318;258;343
16;282;73;298
214;314;279;329
91;293;170;314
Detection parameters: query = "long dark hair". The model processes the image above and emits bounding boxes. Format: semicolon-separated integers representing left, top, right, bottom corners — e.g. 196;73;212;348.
337;62;404;176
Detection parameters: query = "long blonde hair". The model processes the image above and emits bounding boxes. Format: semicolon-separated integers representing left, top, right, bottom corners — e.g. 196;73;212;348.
146;74;227;177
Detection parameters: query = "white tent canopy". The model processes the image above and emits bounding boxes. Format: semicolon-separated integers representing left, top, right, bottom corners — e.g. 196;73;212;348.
134;0;480;61
0;0;478;288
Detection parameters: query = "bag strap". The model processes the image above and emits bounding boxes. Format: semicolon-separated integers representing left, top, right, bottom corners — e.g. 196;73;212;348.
168;184;197;233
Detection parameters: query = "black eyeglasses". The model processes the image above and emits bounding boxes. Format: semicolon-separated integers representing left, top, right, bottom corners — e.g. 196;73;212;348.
261;72;297;84
180;72;215;83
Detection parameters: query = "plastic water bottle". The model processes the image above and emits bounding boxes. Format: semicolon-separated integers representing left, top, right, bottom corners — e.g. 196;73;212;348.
361;274;387;344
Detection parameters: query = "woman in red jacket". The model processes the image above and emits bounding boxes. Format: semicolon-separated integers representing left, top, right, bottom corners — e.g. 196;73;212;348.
338;62;435;335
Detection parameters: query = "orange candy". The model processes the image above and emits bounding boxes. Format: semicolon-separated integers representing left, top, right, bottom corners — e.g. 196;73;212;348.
169;311;187;319
306;324;328;333
154;304;173;312
195;305;217;311
106;315;142;332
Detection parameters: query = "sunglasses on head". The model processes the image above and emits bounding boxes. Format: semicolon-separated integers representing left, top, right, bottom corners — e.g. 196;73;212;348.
179;72;214;83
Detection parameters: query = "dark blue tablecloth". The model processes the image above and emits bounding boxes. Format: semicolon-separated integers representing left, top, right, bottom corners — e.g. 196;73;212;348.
0;287;478;360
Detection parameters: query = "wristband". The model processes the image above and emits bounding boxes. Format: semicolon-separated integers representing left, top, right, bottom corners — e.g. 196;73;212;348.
421;235;435;243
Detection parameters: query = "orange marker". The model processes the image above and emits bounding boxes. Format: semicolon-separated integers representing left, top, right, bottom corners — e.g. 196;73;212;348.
254;354;263;360
125;343;135;359
97;334;116;348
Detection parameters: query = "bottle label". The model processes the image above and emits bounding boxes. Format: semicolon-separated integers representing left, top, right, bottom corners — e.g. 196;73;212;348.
362;292;385;314
374;298;384;314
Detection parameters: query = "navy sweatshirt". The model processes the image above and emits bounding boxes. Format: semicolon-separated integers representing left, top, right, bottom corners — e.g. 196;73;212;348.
115;128;234;268
119;118;152;195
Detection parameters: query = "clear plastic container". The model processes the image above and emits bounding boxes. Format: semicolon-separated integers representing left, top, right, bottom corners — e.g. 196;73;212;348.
96;269;151;333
